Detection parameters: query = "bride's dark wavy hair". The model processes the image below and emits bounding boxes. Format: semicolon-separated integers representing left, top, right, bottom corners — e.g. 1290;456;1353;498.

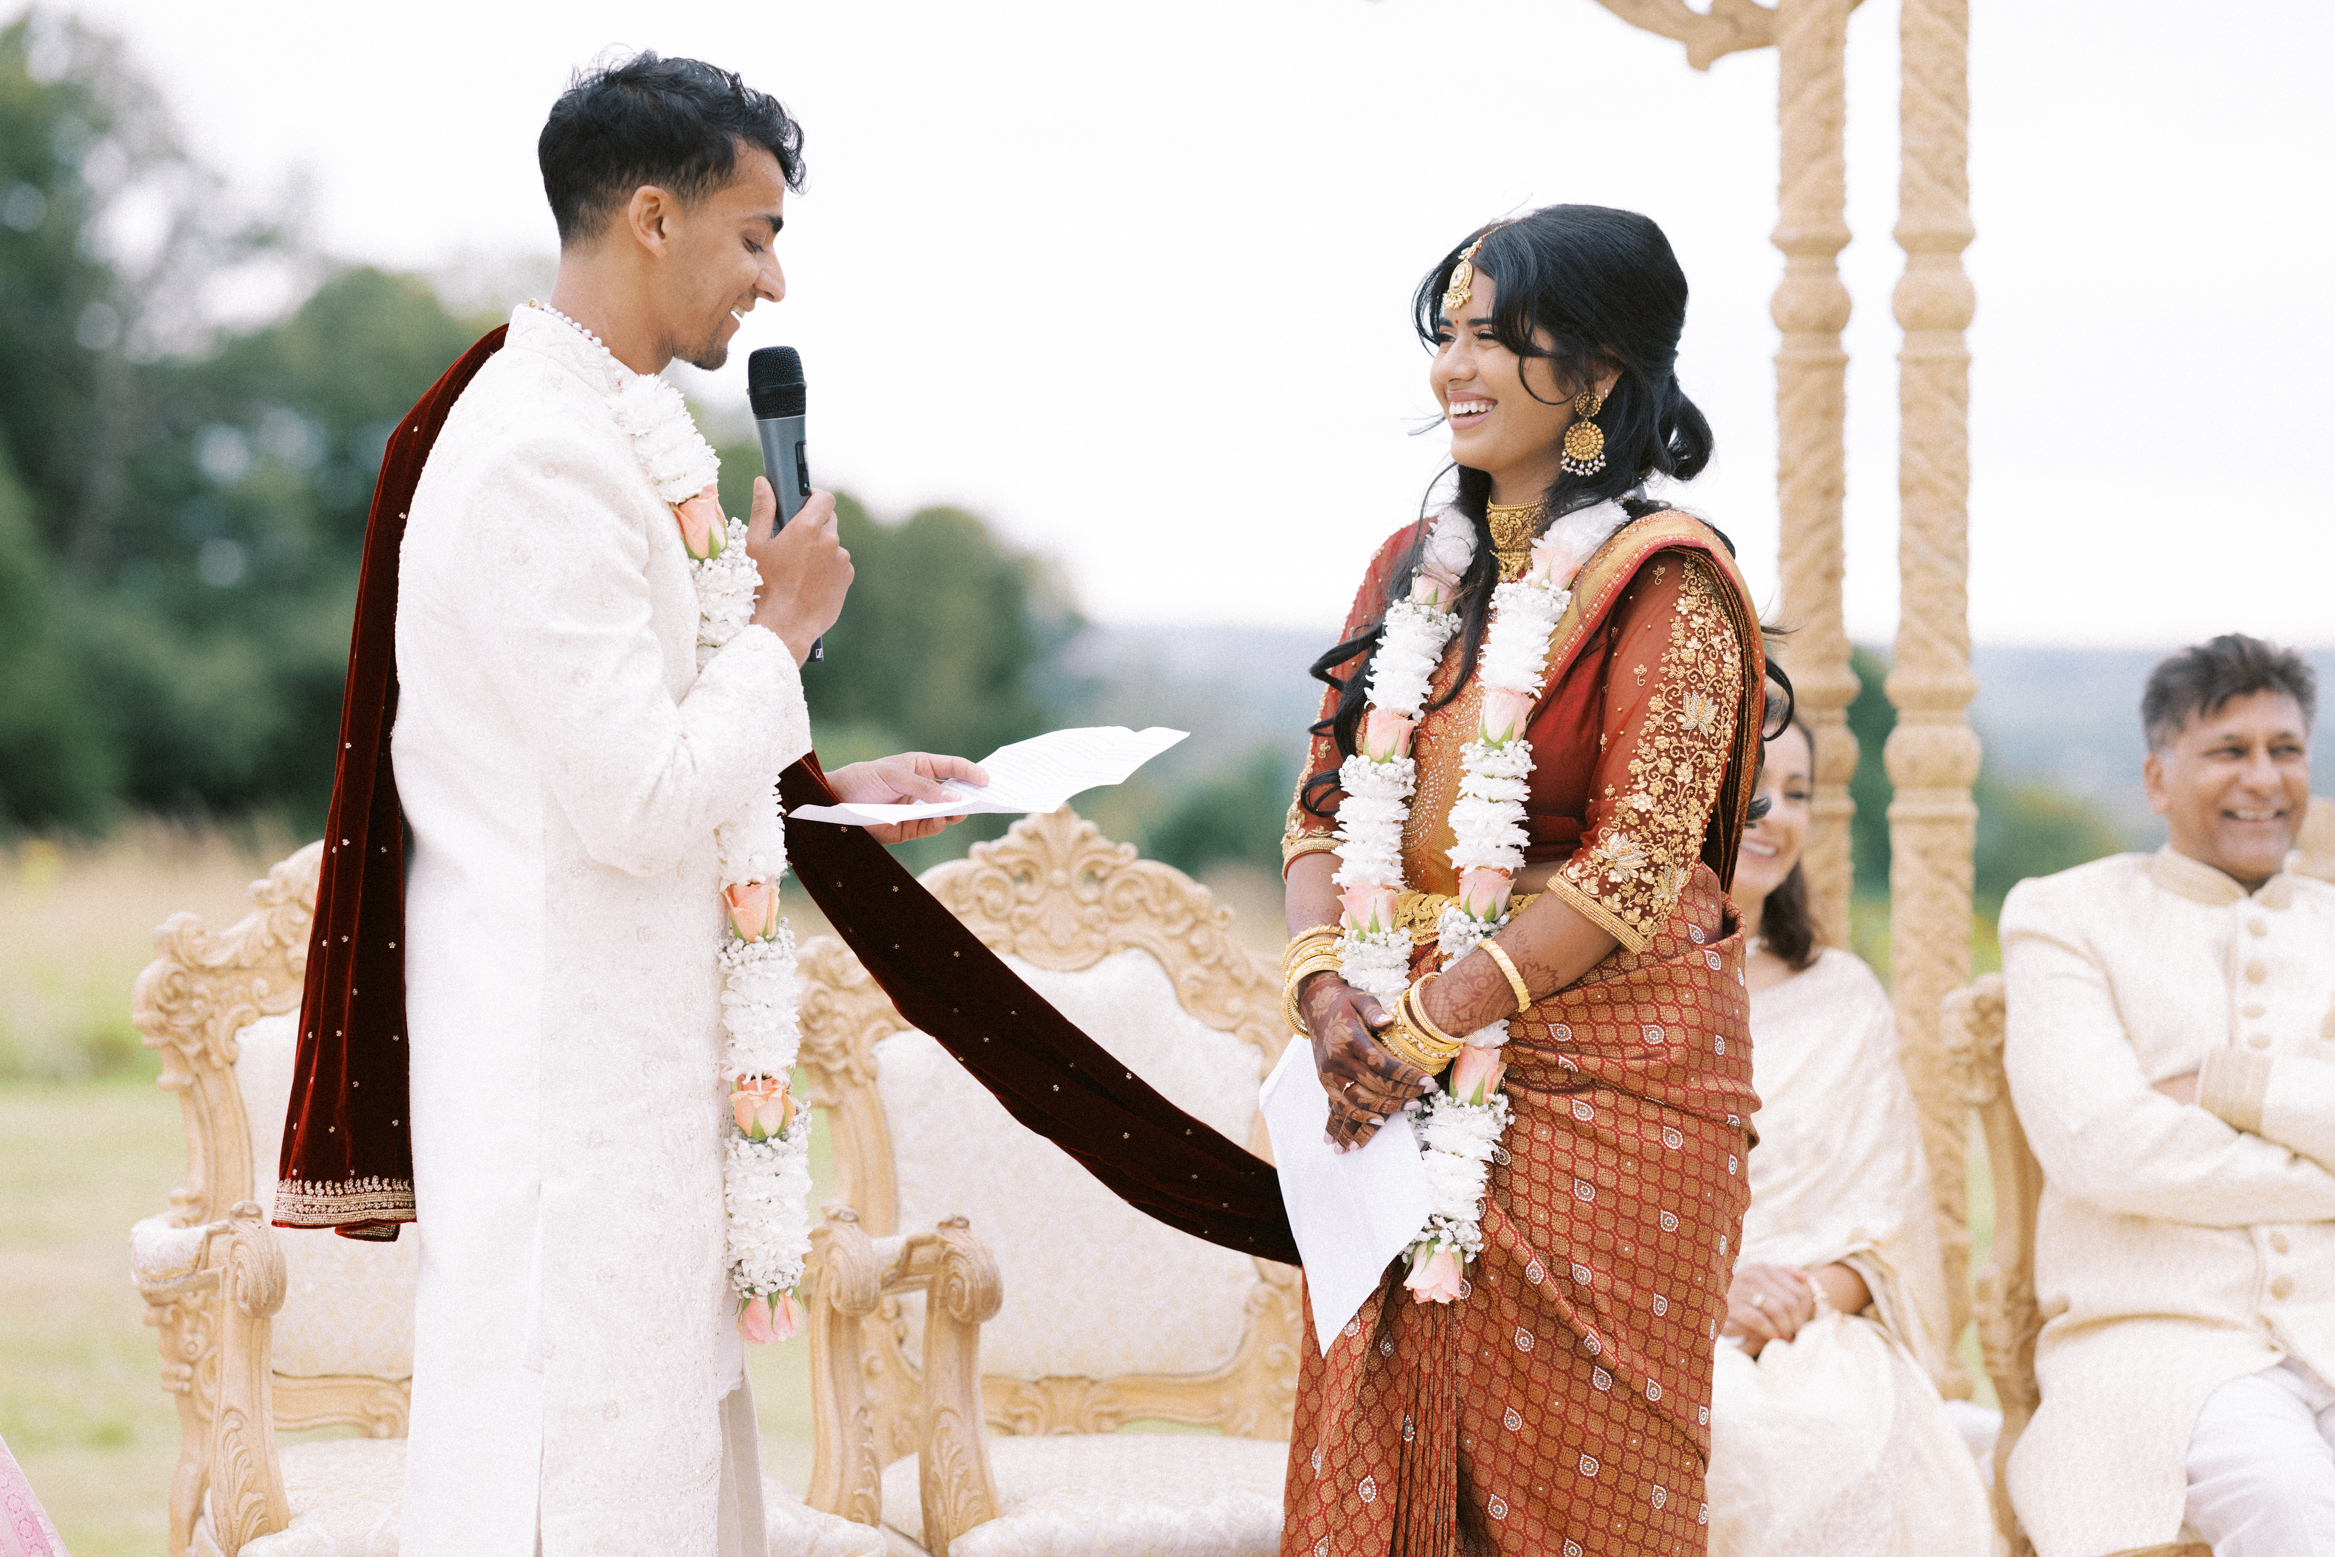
1301;204;1727;819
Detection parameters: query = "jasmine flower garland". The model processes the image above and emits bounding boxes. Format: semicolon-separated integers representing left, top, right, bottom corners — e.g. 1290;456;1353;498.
612;368;813;1342
1328;500;1629;1301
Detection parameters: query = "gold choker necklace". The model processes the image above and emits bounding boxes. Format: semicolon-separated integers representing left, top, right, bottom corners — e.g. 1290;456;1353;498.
1485;501;1543;581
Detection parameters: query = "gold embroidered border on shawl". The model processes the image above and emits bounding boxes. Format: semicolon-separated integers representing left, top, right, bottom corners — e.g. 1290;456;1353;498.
273;1174;417;1226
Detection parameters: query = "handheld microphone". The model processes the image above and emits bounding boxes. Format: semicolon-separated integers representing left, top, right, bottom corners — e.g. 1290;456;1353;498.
746;346;822;663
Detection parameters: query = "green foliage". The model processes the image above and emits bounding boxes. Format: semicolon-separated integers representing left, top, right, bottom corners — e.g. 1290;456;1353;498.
0;447;115;828
712;443;1083;854
1842;645;2128;914
1138;744;1299;878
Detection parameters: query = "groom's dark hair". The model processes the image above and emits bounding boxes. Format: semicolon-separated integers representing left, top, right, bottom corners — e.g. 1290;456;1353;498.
539;51;806;247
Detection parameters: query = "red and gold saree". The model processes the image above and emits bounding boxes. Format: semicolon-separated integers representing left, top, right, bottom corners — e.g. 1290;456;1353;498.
1280;509;1766;1557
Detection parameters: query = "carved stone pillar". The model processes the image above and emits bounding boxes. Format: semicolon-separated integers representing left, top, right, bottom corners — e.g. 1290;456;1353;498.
1770;0;1859;945
1887;0;1981;1397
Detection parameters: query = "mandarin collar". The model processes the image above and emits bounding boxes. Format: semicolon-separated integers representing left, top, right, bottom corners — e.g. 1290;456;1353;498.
2147;844;2295;909
505;303;630;398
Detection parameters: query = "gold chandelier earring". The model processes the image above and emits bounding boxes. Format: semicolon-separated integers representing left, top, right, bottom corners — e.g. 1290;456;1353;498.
1560;388;1607;477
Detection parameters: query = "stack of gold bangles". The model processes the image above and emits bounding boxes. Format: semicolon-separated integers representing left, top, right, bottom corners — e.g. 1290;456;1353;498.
1379;972;1465;1072
1280;925;1345;1037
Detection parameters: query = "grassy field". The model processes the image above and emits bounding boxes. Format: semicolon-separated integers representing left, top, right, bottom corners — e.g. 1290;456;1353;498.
1;826;1996;1551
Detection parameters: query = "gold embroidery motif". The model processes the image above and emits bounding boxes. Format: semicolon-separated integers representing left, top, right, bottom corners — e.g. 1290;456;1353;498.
1557;556;1742;943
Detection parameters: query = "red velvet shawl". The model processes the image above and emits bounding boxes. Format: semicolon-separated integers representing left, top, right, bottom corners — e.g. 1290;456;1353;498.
276;328;1299;1265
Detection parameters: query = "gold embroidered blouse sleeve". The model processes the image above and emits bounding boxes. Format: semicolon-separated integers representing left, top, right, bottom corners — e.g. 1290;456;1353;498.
1547;552;1744;952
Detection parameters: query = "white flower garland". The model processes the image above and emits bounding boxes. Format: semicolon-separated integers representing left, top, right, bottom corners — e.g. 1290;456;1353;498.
1329;499;1628;1290
608;366;814;1342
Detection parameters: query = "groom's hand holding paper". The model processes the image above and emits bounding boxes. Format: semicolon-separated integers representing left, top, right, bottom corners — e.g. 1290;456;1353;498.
819;750;991;845
794;725;1187;829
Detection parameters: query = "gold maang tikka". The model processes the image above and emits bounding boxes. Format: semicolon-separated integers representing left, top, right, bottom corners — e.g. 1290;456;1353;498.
1441;225;1504;316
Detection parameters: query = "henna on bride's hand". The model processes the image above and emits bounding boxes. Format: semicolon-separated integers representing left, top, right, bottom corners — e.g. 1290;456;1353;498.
1302;972;1429;1150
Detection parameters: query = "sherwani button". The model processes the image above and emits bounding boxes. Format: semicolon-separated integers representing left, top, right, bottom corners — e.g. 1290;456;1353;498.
2243;1002;2266;1018
2249;1034;2272;1049
2248;919;2268;936
2271;1276;2294;1299
2272;1233;2290;1254
2244;960;2268;982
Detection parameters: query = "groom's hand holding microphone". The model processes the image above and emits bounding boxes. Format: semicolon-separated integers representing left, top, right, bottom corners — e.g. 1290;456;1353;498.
745;476;849;667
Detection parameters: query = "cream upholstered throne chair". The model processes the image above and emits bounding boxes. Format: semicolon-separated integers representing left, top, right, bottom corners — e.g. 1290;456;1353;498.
795;808;1303;1557
128;841;885;1557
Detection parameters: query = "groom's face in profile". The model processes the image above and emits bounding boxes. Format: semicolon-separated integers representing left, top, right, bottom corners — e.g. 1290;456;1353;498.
649;143;789;371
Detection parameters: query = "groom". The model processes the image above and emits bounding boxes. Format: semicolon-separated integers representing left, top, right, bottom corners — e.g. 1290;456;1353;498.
391;53;979;1556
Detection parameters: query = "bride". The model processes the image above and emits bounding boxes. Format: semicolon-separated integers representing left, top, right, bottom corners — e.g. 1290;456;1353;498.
1278;203;1769;1557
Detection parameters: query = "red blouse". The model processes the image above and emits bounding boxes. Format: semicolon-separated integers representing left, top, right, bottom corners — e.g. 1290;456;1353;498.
1284;515;1752;953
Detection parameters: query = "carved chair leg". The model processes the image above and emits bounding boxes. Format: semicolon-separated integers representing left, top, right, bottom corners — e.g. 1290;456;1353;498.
806;1207;885;1528
208;1203;291;1554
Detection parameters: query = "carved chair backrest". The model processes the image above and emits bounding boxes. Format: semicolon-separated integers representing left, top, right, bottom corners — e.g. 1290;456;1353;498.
795;809;1301;1468
131;842;417;1551
1941;972;2042;1553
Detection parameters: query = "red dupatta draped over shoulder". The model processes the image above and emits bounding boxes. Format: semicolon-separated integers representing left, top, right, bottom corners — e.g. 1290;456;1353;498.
1280;513;1767;1557
276;331;1300;1264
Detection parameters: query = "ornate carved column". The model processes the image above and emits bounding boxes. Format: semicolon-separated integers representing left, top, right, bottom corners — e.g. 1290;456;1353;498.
1770;0;1859;945
1887;0;1981;1396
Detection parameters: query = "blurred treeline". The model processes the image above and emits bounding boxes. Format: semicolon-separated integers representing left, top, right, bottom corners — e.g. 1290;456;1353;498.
0;16;1286;876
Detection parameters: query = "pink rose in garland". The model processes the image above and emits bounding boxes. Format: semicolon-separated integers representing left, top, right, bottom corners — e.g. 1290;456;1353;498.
1456;866;1512;922
739;1290;802;1344
1339;883;1401;937
1450;1044;1508;1107
673;482;726;560
730;1074;797;1142
1479;685;1536;745
1362;707;1417;761
723;881;781;942
1405;1245;1465;1304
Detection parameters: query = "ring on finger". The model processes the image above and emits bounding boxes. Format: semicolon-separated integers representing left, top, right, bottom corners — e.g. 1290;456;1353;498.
1751;1293;1768;1312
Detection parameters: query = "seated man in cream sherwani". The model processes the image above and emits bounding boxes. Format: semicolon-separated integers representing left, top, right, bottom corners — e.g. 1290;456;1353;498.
394;54;979;1557
2002;633;2335;1557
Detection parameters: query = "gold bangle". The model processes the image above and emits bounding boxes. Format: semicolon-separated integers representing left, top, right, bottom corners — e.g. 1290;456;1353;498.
1281;949;1345;1035
1479;941;1533;1015
1405;973;1463;1051
1280;926;1340;979
1380;978;1463;1073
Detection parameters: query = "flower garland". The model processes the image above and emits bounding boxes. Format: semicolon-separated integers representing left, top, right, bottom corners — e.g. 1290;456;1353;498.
605;363;813;1344
1330;499;1627;1302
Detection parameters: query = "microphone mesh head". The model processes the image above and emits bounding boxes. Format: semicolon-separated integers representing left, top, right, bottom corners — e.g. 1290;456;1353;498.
747;346;805;418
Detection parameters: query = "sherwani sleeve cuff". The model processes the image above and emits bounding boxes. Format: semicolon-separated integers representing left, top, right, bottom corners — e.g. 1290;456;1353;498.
708;623;812;771
2200;1048;2273;1137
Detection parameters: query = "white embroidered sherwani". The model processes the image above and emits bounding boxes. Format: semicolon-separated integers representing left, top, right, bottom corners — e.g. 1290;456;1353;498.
2000;847;2335;1557
392;305;812;1556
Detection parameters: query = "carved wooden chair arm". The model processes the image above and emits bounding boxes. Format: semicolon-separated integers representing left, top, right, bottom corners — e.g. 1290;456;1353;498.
882;1216;1005;1557
1942;973;2044;1555
803;1207;886;1529
204;1201;292;1555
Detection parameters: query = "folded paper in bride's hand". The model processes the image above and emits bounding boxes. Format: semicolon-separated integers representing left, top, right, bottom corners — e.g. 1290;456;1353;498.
789;725;1187;828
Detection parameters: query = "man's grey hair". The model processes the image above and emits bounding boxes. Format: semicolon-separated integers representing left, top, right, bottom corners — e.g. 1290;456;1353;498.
2141;634;2317;753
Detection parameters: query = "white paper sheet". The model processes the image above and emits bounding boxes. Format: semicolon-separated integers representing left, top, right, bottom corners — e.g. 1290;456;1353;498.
1260;1038;1432;1351
789;726;1188;827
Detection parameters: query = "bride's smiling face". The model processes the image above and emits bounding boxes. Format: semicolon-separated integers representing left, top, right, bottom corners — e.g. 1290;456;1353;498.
1430;274;1579;503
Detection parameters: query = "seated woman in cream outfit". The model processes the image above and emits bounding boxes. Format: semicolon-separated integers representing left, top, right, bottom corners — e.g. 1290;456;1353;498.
1706;718;1999;1555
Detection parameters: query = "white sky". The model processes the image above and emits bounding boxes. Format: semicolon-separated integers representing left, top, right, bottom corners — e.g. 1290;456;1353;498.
61;0;2335;645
